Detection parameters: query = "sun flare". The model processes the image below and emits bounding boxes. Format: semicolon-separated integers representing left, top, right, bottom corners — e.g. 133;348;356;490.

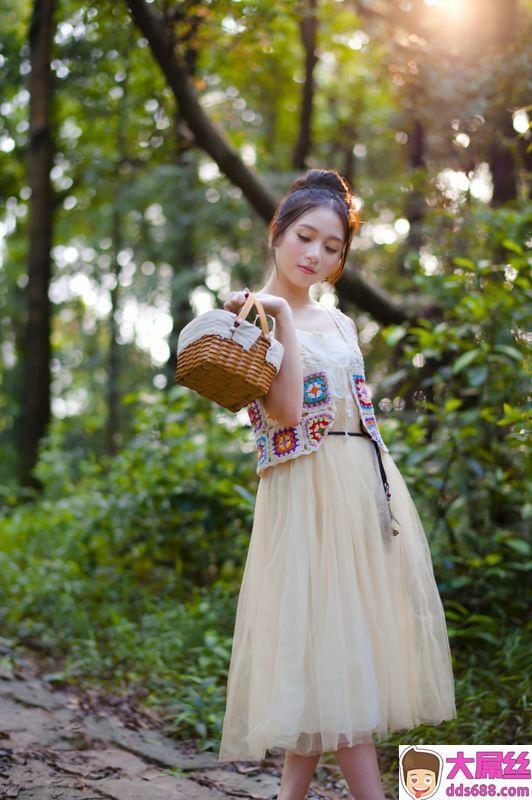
424;0;466;11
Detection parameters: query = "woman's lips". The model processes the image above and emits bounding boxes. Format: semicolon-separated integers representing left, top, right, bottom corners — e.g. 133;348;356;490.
298;264;316;274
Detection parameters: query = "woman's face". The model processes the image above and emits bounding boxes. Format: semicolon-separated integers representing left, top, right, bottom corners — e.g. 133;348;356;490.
273;205;345;286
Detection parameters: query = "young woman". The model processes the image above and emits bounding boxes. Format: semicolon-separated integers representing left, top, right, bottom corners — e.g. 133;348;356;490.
217;169;456;800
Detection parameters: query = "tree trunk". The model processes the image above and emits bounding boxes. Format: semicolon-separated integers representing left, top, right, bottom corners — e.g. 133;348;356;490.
124;0;434;323
166;115;199;384
105;204;123;457
489;114;518;207
488;0;519;206
20;0;55;488
292;0;318;170
104;69;131;456
125;0;278;220
341;122;358;188
403;118;426;257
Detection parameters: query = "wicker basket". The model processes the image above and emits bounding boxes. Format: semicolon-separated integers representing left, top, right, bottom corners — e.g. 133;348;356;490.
175;292;284;412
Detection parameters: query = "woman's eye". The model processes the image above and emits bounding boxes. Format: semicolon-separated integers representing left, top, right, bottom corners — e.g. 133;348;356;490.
298;234;339;254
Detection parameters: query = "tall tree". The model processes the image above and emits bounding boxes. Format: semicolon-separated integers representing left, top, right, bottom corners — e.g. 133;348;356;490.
350;0;528;207
20;0;56;488
106;65;130;456
487;0;521;206
292;0;318;169
124;0;413;323
400;117;427;267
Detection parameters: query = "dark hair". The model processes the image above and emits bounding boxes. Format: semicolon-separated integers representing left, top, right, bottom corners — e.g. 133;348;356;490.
401;747;441;783
268;168;362;285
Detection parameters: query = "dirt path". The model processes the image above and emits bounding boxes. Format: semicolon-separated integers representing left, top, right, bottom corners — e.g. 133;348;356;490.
0;641;397;799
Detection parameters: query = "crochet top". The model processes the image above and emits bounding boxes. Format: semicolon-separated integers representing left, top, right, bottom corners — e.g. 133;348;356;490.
246;305;388;476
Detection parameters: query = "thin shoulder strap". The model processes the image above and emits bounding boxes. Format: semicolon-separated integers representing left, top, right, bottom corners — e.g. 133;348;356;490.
326;305;358;346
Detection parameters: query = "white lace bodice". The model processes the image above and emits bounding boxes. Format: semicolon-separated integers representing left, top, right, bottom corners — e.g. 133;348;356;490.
247;305;395;534
295;329;356;392
273;307;368;433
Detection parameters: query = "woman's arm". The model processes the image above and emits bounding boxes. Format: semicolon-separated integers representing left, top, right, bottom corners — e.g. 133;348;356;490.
222;290;303;427
261;303;303;427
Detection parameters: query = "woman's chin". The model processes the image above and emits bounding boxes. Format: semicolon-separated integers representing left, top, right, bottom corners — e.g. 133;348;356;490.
292;269;320;284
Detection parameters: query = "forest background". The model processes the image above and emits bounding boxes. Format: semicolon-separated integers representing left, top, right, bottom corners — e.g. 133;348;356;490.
0;0;530;772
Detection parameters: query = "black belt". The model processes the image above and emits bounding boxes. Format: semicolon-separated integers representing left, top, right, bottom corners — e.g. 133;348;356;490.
326;429;399;536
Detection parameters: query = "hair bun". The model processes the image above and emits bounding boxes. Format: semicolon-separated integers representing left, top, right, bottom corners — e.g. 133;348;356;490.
290;168;353;206
269;167;362;286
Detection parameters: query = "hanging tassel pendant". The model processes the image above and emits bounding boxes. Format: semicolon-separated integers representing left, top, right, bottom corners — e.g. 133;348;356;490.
374;445;400;537
384;484;401;536
387;499;401;536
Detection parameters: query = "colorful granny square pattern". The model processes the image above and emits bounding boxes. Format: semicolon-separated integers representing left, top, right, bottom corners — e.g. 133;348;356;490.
304;412;335;446
352;374;373;409
256;434;268;466
351;373;387;449
361;415;385;448
363;415;379;436
303;372;330;408
247;399;265;432
272;427;300;458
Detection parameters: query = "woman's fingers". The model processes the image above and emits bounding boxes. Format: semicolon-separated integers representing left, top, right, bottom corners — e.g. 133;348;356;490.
223;289;251;312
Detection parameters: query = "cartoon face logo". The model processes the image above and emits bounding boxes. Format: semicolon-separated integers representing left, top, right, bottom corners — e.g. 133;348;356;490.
406;768;437;797
400;747;442;799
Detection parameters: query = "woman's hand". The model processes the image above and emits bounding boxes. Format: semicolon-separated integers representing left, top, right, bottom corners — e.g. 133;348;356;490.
223;288;289;319
223;288;301;425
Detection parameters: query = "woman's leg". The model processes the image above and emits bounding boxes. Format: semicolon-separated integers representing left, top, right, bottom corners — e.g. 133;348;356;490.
277;750;321;800
334;742;387;800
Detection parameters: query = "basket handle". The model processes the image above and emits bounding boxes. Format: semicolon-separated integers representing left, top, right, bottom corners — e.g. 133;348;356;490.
233;292;271;337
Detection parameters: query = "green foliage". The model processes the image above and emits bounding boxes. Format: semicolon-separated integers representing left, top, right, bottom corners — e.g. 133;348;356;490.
380;205;530;558
1;347;531;751
0;386;256;746
0;0;530;759
29;385;256;593
1;204;530;748
383;213;529;558
375;204;531;745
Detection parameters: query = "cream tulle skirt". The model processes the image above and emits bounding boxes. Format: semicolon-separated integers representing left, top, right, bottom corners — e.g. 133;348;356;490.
218;400;457;762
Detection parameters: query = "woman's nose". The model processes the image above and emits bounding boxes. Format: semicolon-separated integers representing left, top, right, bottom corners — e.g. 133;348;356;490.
306;240;321;259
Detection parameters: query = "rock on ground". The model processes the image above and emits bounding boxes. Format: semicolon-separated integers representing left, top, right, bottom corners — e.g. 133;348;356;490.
0;641;382;800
